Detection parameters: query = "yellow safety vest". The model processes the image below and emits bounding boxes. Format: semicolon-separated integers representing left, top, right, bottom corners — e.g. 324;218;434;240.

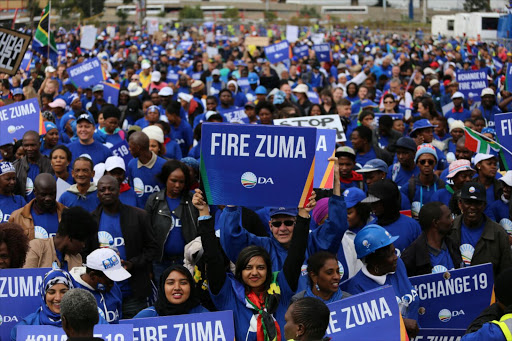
491;313;512;341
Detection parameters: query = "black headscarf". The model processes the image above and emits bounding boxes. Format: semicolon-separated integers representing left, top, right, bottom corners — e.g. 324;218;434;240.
154;264;201;316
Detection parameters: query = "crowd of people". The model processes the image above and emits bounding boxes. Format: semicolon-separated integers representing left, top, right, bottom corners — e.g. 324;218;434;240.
1;21;512;341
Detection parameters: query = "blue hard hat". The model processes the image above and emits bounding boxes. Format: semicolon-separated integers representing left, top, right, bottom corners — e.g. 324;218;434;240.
248;72;259;84
255;85;267;95
354;224;399;259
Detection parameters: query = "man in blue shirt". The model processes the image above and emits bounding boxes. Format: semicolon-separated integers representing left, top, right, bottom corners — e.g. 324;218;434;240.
387;137;419;189
67;114;112;165
445;92;471;122
164;101;194;157
478;88;502;128
59;157;100;212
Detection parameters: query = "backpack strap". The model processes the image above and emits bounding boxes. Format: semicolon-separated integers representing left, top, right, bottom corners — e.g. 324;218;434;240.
408;177;416;203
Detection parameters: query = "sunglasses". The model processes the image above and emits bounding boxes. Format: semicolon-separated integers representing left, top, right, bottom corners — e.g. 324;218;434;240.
271;220;295;227
419;159;435;166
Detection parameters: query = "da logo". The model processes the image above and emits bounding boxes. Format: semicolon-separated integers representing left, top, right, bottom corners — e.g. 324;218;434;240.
26;177;34;195
0;209;3;222
34;226;49;239
301;264;308;276
469;186;475;193
98;231;114;247
7;125;24;134
362;239;370;248
438;309;451;322
241;172;257;188
0;315;18;325
133;178;144;197
79;153;92;160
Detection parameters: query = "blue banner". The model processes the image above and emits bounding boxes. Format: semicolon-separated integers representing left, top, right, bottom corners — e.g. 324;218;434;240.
200;123;316;207
17;324;133;341
166;72;179;84
0;98;42;146
411;328;465;341
68;57;105;89
325;286;406;340
493;57;503;73
179;41;193;51
494;113;512;170
307;91;320;104
237;77;250;93
220;108;249;124
507;64;512;91
0;268;51;341
264;40;290;64
456;70;488;102
409;263;494;329
192;72;202;80
293;44;309;59
121;310;235;341
110;140;134;167
314;129;336;189
102;81;120;107
57;43;67;57
20;51;32;72
313;44;332;62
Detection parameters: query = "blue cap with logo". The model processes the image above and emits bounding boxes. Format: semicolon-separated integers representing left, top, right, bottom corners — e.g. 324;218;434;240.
355;159;388;173
77;113;95;125
343;187;367;209
269;207;298;217
355;224;399;259
0;162;15;176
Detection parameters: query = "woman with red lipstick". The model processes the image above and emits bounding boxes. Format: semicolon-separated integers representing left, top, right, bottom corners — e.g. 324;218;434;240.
194;188;315;341
133;264;208;318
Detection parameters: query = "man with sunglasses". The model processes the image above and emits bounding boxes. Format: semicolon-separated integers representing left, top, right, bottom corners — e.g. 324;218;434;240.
400;144;446;219
219;157;347;273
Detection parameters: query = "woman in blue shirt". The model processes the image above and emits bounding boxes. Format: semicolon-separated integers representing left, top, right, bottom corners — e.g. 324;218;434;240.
194;189;314;341
134;264;208;318
40;121;60;157
344;224;420;339
11;269;108;341
50;145;74;185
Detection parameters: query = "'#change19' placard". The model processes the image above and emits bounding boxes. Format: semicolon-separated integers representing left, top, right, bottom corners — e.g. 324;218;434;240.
120;310;235;341
200;123;316;207
17;324;133;341
68;57;105;89
409;263;494;329
326;286;407;341
0;268;52;341
0;98;44;146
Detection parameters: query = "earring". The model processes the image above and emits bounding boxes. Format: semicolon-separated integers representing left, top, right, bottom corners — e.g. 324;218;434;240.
374;265;380;275
315;283;320;291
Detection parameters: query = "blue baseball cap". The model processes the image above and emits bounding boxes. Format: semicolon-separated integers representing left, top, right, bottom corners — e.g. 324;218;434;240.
44;121;58;133
410;119;437;137
356;159;388;173
269;207;298;217
12;88;23;96
0;162;15;176
343;187;367;209
76;113;95;125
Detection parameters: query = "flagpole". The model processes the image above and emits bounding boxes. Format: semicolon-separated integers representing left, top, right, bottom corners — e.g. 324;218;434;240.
469;127;512;158
48;0;51;62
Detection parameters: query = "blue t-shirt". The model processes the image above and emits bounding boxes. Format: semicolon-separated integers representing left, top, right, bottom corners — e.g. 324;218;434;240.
387;163;420;189
461;221;485;249
163;197;186;257
67;141;112;165
170;120;194;156
0;194;26;222
103;133;125;148
98;211;132;297
31;207;59;239
429;245;455;272
58;189;100;212
355;148;377;169
26;163;40;201
370;215;421;257
430;188;453;208
119;188;137;207
487;199;509;223
127;156;167;209
164;139;183;160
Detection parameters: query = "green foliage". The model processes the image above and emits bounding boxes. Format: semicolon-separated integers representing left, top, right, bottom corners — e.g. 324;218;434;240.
463;0;491;12
179;5;204;20
222;7;239;20
264;11;278;21
116;9;129;24
299;6;320;19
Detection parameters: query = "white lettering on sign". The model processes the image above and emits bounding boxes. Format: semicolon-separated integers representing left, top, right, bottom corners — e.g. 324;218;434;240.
0;32;25;71
412;336;462;341
0;102;37;122
458;72;486;81
415;273;487;300
500;118;512;136
316;135;327;152
326;297;393;334
133;325;168;341
0;275;43;297
69;59;100;77
174;321;226;341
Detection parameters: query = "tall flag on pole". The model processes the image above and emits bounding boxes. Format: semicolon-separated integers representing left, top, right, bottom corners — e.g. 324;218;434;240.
33;3;58;60
464;126;510;170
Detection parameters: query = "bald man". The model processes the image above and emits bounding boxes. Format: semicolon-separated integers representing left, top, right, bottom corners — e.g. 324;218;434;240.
14;130;54;201
9;173;66;240
127;132;167;208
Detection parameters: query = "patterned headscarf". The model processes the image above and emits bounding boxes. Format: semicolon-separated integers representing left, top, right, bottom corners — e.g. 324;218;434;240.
38;269;74;326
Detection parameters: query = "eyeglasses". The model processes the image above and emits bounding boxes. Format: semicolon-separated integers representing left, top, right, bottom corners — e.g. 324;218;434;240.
384;101;394;104
271;220;295;227
419;159;435;166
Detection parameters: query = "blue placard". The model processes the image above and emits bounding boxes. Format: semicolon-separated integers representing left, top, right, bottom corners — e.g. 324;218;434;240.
293;44;309;59
102;82;120;107
237;77;250;93
68;57;104;89
0;268;51;341
374;113;404;125
494;113;512;170
456;70;488;102
264;40;290;64
17;324;133;341
110;140;134;167
57;43;67;57
507;64;512;91
409;263;494;329
325;286;405;340
314;129;336;189
313;44;332;62
120;310;235;341
493;57;503;73
0;98;42;146
179;41;193;51
307;91;320;104
20;51;32;72
200;123;316;207
411;328;465;341
192;72;202;80
166;72;179;84
220;108;249;124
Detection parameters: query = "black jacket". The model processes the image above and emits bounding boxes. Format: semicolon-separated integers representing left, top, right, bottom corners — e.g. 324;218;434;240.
401;232;463;277
465;303;505;334
14;155;53;196
92;203;159;299
145;189;199;261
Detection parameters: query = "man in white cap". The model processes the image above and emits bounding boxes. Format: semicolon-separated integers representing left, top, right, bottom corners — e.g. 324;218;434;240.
147;70;167;93
446;92;471;122
478;88;502;127
429;79;443;112
104;156;136;207
69;247;131;323
139;61;152;89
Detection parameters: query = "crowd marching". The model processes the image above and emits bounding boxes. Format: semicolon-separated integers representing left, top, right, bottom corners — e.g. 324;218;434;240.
2;19;512;341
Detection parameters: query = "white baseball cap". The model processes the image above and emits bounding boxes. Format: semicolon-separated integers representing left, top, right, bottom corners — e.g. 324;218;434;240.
151;71;161;82
499;171;512;187
293;84;308;94
85;248;131;282
104;156;126;172
158;87;173;96
474;153;497;165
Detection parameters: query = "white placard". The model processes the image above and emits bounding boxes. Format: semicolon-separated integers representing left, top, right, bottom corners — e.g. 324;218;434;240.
148;19;159;35
274;114;346;142
80;26;98;50
286;25;299;43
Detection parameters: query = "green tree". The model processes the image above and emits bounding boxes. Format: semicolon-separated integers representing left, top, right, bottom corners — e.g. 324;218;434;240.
116;9;129;25
299;6;320;19
463;0;490;12
179;5;203;20
264;11;277;21
222;7;239;20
